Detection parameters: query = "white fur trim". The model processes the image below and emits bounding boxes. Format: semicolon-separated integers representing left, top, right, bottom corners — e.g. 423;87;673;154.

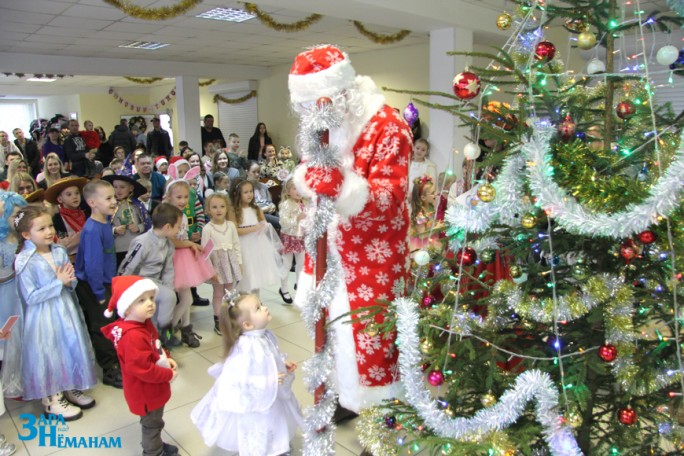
115;278;158;319
292;164;315;200
289;56;356;104
294;222;401;412
335;169;368;218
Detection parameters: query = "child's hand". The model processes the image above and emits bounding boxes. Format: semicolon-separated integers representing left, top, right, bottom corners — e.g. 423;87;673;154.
128;223;140;234
168;358;178;371
285;360;297;372
114;225;127;236
0;329;10;340
56;264;75;286
170;369;179;382
278;372;285;384
189;243;203;255
190;232;201;242
297;213;306;221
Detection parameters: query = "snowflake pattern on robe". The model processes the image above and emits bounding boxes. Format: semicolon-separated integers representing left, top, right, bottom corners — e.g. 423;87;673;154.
325;105;412;388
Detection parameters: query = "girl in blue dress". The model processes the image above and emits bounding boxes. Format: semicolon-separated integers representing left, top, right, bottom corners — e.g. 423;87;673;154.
0;192;27;399
14;205;97;421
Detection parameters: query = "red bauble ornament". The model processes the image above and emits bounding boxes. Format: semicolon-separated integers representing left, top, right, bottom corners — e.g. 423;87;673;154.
427;369;445;386
456;247;477;266
598;344;618;362
452;71;481;100
618;407;637;425
616;101;636;119
620;243;637;262
316;97;332;108
534;41;556;62
421;295;435;308
557;115;576;140
637;230;656;244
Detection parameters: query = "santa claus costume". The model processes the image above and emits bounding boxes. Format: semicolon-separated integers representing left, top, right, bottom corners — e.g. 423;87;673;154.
290;45;413;412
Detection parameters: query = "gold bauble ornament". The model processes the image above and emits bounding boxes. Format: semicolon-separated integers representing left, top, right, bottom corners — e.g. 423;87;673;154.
481;392;497;407
521;213;537;229
577;31;597;50
365;322;379;338
444;405;454;417
477;183;496;203
497;12;513;30
481;249;495;264
566;410;583;428
420;338;434;354
572;264;588;280
509;265;523;278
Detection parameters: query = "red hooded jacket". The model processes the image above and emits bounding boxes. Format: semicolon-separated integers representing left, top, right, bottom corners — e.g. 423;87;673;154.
101;318;173;416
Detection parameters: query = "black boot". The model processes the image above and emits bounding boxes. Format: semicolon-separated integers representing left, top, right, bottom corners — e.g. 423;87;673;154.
191;287;209;306
102;364;123;389
159;325;181;348
180;324;202;348
332;405;358;424
213;316;221;336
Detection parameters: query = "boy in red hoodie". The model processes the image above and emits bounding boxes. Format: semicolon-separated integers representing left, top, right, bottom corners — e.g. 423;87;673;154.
102;276;179;456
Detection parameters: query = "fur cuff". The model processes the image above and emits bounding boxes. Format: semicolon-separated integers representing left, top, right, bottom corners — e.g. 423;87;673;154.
292;164;315;200
336;170;368;218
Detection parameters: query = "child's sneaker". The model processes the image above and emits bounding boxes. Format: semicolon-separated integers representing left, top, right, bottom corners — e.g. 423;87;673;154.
42;393;82;421
64;390;96;409
159;326;181;348
0;442;16;456
213;316;221;336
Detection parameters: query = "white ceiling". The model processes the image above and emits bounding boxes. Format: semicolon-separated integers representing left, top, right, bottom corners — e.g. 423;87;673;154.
0;0;676;96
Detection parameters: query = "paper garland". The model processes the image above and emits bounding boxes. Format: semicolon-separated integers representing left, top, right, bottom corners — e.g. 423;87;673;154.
108;86;176;113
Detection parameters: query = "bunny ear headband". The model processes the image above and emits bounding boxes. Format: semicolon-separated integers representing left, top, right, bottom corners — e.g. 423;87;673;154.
223;289;240;308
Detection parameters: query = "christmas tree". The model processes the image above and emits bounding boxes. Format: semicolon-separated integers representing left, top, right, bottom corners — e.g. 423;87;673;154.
358;0;684;454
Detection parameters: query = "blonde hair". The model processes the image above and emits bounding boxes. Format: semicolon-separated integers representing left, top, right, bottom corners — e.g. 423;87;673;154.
43;153;66;187
7;159;29;183
204;192;235;222
10;172;37;194
164;179;190;200
279;177;297;203
219;294;254;358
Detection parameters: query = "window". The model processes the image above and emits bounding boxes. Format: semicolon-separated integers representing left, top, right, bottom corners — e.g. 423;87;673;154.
0;100;38;139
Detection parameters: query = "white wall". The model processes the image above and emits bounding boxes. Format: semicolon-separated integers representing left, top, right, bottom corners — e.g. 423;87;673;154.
37;94;80;122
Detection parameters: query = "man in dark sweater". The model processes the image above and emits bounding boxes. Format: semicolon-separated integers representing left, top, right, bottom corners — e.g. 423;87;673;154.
63;119;95;177
12;128;40;177
146;118;173;158
200;114;225;148
108;121;136;157
133;153;166;203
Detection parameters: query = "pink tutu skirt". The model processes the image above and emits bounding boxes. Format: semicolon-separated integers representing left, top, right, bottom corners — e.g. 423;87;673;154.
173;247;216;289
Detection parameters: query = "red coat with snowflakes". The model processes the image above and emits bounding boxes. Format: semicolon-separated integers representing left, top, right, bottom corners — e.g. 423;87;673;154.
101;319;173;416
296;103;412;412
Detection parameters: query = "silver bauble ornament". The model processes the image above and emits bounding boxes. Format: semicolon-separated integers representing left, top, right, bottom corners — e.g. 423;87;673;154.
587;58;606;75
657;45;680;66
463;142;481;160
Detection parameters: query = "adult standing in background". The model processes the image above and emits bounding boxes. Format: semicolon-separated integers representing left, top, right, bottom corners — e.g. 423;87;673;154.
42;128;65;163
133;153;166;203
0;131;21;173
247;122;272;162
94;126;113;167
200;114;225;148
12;128;39;178
108;120;136;157
146;117;173;158
63;119;95;177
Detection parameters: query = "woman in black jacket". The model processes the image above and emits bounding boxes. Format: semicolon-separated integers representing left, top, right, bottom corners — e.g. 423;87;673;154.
247;122;273;162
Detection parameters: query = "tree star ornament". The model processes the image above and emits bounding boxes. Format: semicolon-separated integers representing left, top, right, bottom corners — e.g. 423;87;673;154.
452;71;481;100
534;41;556;62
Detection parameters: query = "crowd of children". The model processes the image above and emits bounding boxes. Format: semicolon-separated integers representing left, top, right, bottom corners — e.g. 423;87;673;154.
0;117;472;455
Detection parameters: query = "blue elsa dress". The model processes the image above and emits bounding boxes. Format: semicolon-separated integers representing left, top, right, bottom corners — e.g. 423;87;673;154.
0;240;22;398
15;241;97;400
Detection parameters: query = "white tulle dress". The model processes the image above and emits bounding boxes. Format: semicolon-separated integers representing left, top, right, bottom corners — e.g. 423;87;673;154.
236;207;282;293
191;329;303;455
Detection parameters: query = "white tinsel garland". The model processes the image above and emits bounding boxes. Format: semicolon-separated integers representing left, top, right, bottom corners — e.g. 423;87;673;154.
523;125;684;239
445;151;530;234
394;297;583;456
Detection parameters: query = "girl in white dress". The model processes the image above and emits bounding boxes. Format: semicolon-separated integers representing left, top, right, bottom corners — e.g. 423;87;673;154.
191;293;303;455
408;138;437;194
232;180;282;295
202;192;242;335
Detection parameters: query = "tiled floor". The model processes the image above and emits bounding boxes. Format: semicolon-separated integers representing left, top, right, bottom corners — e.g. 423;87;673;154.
1;278;365;455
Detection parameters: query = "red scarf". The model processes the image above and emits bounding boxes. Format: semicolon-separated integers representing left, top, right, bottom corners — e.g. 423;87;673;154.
59;206;86;232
